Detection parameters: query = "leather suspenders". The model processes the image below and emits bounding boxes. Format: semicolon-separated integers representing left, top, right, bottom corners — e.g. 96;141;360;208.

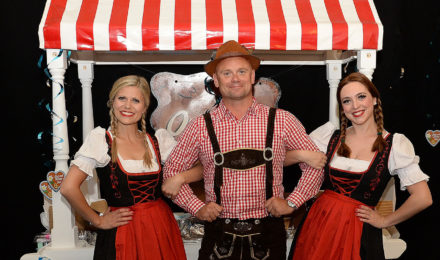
265;108;276;199
203;108;276;205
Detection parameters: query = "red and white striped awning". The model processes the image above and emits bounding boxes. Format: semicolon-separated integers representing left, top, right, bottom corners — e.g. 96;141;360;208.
39;0;383;51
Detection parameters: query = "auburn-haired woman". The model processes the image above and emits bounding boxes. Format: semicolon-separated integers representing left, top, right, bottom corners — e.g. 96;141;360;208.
61;75;195;259
290;72;432;260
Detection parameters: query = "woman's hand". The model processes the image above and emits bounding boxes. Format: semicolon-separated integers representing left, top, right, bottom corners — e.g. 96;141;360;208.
355;205;387;228
302;150;327;170
162;174;185;200
94;208;134;230
356;181;432;229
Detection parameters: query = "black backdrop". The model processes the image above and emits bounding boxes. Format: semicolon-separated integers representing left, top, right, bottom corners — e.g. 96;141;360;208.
4;0;439;259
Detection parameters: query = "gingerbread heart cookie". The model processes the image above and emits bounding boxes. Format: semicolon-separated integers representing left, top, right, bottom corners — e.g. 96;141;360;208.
47;170;65;191
39;181;52;200
425;130;440;147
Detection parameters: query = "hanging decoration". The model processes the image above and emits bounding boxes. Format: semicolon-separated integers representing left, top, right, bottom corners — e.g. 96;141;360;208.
39;181;52;201
46;170;65;192
39;170;66;200
425;130;440;147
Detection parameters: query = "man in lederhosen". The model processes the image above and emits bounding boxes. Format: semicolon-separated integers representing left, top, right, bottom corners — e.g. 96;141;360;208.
164;40;324;260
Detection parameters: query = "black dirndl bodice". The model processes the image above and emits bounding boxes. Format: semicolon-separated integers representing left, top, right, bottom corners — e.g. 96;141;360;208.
96;131;163;207
323;130;394;206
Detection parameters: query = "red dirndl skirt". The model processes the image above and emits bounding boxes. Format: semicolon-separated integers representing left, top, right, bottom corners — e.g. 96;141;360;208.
111;199;186;260
292;190;367;260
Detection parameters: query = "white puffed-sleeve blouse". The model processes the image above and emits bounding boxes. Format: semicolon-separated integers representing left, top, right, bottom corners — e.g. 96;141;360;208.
70;127;177;179
310;122;429;191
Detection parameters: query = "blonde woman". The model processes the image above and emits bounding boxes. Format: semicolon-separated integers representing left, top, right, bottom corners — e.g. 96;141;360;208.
61;75;193;259
290;72;432;260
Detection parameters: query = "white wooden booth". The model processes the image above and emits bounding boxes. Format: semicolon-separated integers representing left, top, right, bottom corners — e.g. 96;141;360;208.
22;0;406;259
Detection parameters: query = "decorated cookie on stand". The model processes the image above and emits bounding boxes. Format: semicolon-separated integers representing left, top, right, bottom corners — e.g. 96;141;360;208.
39;181;53;201
46;170;65;191
39;170;65;199
425;130;440;147
39;171;65;230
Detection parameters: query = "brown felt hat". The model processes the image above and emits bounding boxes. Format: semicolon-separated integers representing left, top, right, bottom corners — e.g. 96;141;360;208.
204;40;261;77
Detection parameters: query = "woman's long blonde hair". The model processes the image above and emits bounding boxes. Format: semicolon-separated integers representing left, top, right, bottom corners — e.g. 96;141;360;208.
107;75;153;167
336;72;387;157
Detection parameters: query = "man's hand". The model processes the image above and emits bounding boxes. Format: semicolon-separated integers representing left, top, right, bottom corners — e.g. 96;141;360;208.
195;202;223;222
265;197;295;217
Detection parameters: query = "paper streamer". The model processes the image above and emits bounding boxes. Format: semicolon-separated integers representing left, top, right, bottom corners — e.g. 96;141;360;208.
37;50;69;151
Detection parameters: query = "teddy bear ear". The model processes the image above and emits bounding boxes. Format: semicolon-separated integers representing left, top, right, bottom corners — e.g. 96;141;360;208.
187;72;209;81
254;77;282;108
150;72;172;94
150;73;160;94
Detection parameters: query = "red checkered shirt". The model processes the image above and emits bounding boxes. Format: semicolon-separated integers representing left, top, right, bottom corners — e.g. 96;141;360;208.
163;99;324;220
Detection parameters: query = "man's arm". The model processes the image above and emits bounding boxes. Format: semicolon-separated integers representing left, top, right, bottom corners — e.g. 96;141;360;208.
163;119;206;216
283;111;325;208
162;162;203;200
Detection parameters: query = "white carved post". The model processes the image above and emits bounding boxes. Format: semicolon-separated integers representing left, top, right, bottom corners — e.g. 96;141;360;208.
326;61;342;128
78;62;100;202
47;49;77;248
78;62;95;139
357;50;376;80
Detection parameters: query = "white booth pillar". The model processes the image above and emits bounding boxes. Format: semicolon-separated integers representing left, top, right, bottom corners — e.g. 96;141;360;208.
357;50;376;80
326;61;342;128
47;49;77;248
78;62;100;203
78;62;95;139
